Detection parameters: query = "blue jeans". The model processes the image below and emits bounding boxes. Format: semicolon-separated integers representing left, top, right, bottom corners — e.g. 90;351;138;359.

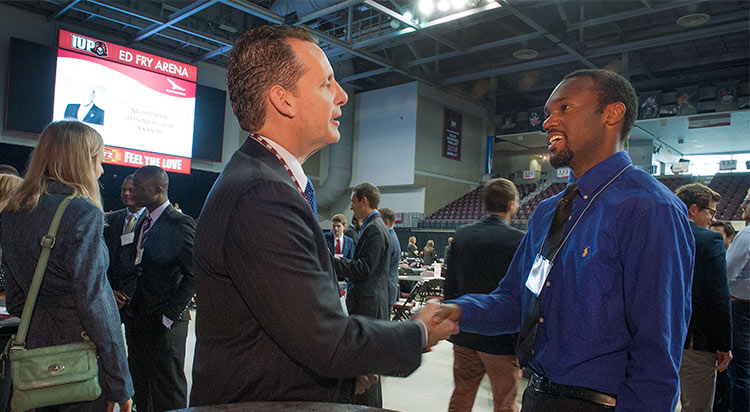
729;300;750;412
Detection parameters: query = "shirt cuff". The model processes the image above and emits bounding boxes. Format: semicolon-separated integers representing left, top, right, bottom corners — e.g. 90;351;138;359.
415;319;427;349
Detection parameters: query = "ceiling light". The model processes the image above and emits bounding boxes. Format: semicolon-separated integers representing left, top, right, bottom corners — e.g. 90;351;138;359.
403;11;413;21
451;0;467;9
419;0;434;15
218;24;238;34
437;0;450;12
390;19;400;29
513;49;539;60
676;13;710;27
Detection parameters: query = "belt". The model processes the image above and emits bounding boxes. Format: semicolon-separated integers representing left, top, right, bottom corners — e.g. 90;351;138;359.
528;373;616;408
731;296;750;303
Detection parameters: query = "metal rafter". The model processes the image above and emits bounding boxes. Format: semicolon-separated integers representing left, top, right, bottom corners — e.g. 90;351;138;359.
131;0;219;43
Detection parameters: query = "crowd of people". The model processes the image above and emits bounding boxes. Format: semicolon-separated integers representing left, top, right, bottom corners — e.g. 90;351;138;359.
0;23;747;412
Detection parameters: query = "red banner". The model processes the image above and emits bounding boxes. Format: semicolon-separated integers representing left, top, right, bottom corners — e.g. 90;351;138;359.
58;29;197;82
103;146;191;174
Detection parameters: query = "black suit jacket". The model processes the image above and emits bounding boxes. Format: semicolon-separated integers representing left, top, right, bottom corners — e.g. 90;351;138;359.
445;215;524;355
335;213;391;320
132;205;195;327
103;208;141;303
684;221;732;352
64;103;104;125
190;138;423;406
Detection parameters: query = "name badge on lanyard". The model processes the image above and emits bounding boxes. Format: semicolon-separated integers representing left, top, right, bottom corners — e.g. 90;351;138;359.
525;254;553;297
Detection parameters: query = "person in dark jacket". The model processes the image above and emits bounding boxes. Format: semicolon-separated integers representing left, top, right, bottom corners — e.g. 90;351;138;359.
444;178;525;412
0;120;133;412
675;183;732;411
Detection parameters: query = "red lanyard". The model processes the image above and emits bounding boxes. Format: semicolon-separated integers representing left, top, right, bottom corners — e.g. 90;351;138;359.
250;133;305;198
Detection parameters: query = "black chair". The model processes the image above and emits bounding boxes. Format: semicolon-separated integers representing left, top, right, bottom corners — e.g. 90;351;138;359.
392;280;425;321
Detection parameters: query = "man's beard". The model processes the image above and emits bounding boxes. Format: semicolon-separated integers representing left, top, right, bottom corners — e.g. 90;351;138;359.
549;146;573;169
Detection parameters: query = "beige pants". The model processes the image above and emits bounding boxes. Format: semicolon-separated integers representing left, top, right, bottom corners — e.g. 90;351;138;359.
679;348;717;412
449;345;522;412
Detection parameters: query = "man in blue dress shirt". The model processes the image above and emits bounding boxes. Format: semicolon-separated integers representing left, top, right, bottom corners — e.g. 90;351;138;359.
435;69;695;411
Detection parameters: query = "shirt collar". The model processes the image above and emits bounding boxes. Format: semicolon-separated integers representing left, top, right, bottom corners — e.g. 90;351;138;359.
148;199;171;224
569;151;632;200
129;207;146;219
262;137;308;189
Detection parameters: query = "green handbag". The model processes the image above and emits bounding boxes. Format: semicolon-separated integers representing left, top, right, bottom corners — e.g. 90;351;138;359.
3;195;102;412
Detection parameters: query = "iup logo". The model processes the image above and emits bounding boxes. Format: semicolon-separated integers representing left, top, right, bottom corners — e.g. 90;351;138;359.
70;33;108;57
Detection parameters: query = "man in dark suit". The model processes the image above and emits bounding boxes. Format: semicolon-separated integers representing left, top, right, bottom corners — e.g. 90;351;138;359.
190;25;457;407
324;213;354;259
675;183;732;411
103;174;146;319
344;215;360;245
64;89;104;125
379;207;401;309
334;182;391;407
130;165;196;412
444;178;525;412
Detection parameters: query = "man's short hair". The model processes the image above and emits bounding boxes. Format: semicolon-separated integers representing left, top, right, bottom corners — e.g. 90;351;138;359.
0;164;19;176
379;207;395;225
563;69;638;140
332;213;347;226
710;221;736;239
484;178;518;214
135;165;169;190
353;182;380;209
675;183;721;210
227;25;318;132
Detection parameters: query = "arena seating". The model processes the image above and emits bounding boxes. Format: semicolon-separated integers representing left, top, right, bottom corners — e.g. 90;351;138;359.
709;172;750;220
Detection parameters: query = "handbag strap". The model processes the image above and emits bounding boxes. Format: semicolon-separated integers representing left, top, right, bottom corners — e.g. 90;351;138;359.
12;194;75;349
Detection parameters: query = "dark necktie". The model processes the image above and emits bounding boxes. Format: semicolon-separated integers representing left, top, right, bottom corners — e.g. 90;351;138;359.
335;238;341;254
304;180;318;219
138;216;153;249
517;183;578;367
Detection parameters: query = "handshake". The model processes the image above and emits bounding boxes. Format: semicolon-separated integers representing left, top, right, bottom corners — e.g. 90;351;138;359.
414;301;463;348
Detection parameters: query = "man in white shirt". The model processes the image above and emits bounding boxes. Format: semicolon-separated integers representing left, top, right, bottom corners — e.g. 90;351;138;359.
325;213;354;260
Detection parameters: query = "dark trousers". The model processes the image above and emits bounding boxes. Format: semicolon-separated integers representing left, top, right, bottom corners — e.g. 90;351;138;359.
521;387;614;412
728;300;750;412
126;318;188;412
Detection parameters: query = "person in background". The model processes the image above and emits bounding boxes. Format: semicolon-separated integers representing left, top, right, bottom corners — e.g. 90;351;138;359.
444;236;454;263
444;178;524;412
103;175;146;318
422;239;438;266
325;213;354;260
335;182;392;406
344;215;360;245
711;221;737;251
379;207;401;310
128;165;195;412
726;189;750;412
407;236;420;258
710;219;738;412
0;120;133;412
0;165;19;176
674;183;732;412
0;174;23;295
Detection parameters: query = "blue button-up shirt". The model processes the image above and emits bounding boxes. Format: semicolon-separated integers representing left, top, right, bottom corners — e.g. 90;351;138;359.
452;151;695;411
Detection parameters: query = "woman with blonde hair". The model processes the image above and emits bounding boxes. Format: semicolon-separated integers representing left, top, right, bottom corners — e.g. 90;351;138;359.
422;239;438;266
407;236;420;258
1;121;133;411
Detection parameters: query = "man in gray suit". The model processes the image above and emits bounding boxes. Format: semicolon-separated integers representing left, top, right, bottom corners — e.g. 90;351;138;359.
334;183;391;406
190;25;457;406
379;207;401;310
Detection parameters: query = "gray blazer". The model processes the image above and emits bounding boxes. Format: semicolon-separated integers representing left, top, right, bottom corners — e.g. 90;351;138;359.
0;183;134;408
190;137;424;406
